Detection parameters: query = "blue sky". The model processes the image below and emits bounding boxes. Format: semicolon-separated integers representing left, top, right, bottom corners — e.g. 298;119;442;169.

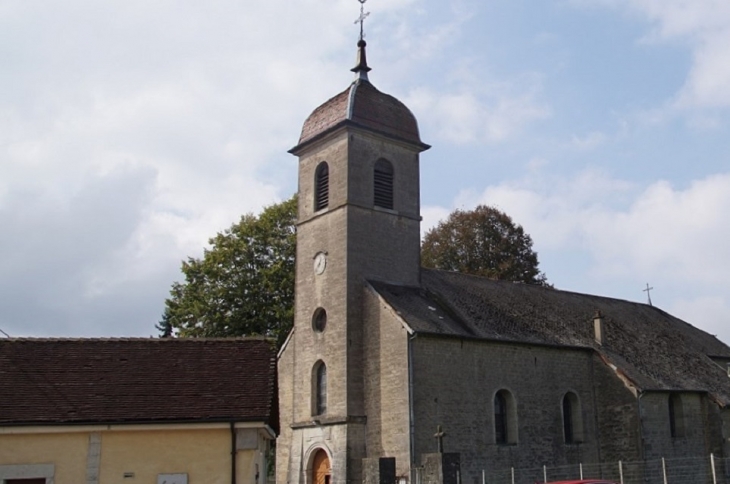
2;0;729;344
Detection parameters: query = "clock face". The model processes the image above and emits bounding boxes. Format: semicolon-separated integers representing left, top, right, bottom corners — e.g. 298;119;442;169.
313;252;327;275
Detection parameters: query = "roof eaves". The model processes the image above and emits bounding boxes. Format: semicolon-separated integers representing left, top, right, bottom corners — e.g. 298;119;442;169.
277;327;295;360
0;416;275;428
412;330;594;351
289;119;430;156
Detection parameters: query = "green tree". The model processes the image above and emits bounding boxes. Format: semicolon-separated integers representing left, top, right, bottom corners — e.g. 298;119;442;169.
159;195;297;347
421;204;549;285
160;200;548;344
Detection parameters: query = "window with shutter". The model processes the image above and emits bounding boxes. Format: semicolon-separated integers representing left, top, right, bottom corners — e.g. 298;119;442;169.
315;162;329;211
373;159;393;210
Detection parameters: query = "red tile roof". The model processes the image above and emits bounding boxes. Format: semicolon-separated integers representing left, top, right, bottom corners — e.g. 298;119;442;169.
0;338;278;429
295;79;427;150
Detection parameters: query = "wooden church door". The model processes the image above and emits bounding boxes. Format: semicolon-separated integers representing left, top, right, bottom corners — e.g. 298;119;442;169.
312;449;331;484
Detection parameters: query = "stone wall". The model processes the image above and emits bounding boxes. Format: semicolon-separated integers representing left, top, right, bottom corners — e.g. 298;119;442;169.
638;392;722;483
362;284;413;479
276;336;295;484
279;124;424;484
410;335;639;484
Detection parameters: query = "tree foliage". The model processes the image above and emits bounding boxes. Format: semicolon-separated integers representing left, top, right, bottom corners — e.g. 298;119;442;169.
158;199;549;344
158;195;297;347
421;205;548;285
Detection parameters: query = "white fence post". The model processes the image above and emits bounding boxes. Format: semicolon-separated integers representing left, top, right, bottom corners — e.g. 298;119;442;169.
511;467;515;484
543;465;547;483
711;453;717;484
580;463;583;480
481;469;485;484
619;460;624;484
662;457;668;484
456;470;460;484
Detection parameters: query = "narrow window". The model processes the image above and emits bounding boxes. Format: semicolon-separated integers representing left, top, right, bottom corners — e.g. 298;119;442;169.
373;159;394;210
669;394;684;438
563;394;574;443
494;392;508;444
562;392;583;443
494;389;518;444
313;361;327;416
315;162;329;211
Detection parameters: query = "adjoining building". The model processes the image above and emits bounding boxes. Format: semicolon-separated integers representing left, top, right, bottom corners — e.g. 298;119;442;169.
0;338;278;484
276;38;730;484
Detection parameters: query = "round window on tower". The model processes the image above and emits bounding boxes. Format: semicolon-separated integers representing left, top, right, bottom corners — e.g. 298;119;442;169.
312;308;327;333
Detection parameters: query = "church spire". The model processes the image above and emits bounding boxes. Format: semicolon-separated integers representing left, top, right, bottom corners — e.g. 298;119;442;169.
351;39;371;80
351;0;371;81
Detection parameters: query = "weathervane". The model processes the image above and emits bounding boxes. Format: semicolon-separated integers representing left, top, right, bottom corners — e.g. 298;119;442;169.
354;0;370;41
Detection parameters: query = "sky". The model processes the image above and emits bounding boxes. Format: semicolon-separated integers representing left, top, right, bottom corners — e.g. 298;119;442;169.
2;0;729;344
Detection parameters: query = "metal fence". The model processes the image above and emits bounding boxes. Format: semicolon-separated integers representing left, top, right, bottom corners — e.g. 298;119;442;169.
414;455;730;484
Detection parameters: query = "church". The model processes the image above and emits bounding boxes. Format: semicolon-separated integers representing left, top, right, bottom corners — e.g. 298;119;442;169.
276;38;730;484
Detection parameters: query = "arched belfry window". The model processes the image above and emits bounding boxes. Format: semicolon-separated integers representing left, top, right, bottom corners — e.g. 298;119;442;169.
312;361;327;416
669;393;684;438
494;389;518;444
315;162;329;211
563;392;583;444
373;159;394;210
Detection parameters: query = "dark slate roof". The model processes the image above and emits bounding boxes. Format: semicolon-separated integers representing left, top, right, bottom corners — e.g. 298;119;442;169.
371;269;730;405
295;79;426;149
0;338;278;428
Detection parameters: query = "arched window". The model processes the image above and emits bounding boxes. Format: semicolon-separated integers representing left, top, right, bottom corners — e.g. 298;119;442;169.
494;389;518;444
373;159;394;210
669;393;684;438
312;361;327;416
315;162;329;211
494;392;507;444
562;392;583;444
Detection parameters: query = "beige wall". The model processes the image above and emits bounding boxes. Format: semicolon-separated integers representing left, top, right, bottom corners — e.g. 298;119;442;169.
0;424;270;484
362;285;412;479
0;432;87;483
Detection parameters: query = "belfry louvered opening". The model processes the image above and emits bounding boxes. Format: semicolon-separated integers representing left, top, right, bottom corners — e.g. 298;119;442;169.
314;162;329;211
373;159;394;210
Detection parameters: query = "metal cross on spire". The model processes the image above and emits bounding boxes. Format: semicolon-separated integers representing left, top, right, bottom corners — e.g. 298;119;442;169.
643;283;654;306
354;0;370;41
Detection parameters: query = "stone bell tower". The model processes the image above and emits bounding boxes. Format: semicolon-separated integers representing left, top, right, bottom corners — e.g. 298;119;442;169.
276;38;429;484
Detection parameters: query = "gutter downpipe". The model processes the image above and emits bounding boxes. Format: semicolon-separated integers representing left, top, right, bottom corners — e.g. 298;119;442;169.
408;333;417;474
230;421;237;484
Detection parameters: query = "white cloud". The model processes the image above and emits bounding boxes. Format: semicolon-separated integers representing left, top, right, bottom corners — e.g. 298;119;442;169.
0;0;464;337
573;0;730;110
585;174;730;282
406;74;550;144
427;168;730;343
570;131;608;150
421;205;452;238
476;170;730;283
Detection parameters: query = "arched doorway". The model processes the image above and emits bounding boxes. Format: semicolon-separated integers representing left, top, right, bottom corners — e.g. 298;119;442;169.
312;448;331;484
